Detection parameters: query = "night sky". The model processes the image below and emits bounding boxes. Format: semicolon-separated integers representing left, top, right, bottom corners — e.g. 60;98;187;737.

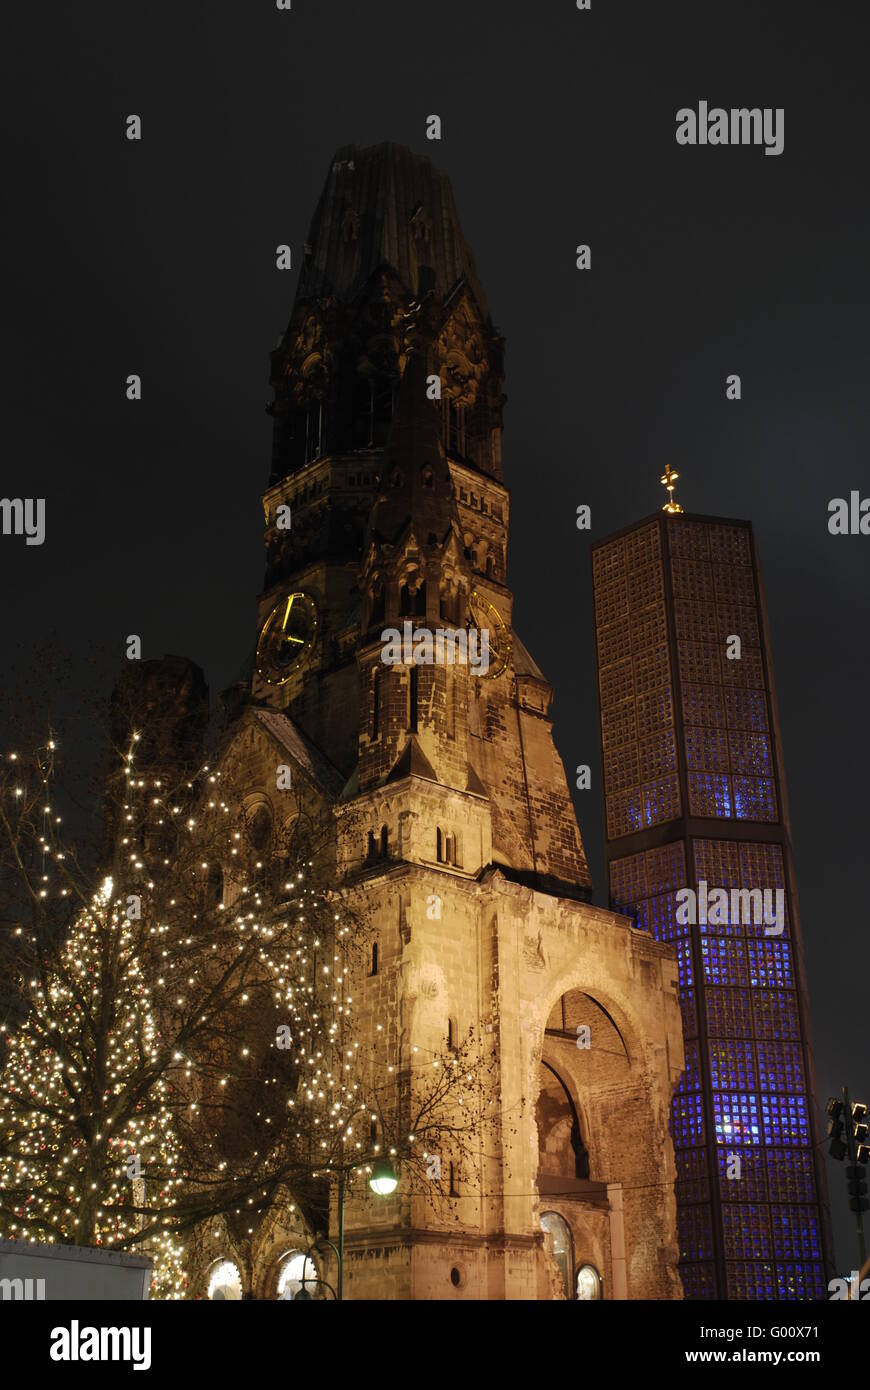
4;0;868;1275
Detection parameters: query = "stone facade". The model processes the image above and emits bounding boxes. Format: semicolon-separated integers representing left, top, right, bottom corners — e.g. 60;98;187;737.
188;143;685;1300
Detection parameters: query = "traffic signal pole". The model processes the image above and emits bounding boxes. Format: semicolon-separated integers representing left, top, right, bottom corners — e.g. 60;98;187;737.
843;1086;867;1280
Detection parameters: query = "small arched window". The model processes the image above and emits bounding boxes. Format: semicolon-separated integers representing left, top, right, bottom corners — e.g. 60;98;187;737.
367;829;376;861
436;827;443;863
540;1212;574;1300
370;941;379;977
380;824;389;857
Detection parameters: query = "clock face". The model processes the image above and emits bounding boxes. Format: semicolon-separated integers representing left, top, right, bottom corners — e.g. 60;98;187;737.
256;591;318;686
467;590;510;679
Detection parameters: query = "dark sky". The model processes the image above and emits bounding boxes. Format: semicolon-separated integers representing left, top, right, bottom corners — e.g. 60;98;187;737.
4;0;868;1274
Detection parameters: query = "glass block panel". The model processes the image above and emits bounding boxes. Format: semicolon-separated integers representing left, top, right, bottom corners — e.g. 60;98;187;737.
729;732;773;777
631;605;668;651
645;841;686;895
678;1039;702;1094
706;987;753;1037
717;604;760;647
671;557;715;604
637;890;687;941
594;577;629;624
634;644;670;694
641;775;681;827
771;1205;822;1261
712;1092;762;1146
596;614;631;668
766;1149;817;1203
609;851;646;907
603;744;639;794
601;702;635;748
638;730;677;781
672;1090;705;1146
698;885;744;936
723;1203;771;1259
677;937;694;988
776;1263;826;1301
734;776;778;822
688;771;733;818
636;685;674;737
675;1147;710;1204
701;936;748;985
686;725;729;772
679;1262;718;1300
712;562;756;604
760;1093;809;1146
680;987;698;1039
607;787;642;839
675;601;719;644
716;1145;768;1202
678;1204;714;1262
708;524;752;567
668;517;711;560
724;687;769;732
726;1262;777;1300
757;1042;805;1095
708;1038;756;1091
600;660;633;707
753;990;800;1040
678;641;722;686
682;683;725;728
628;560;664;611
693;838;741;889
739;841;785;890
723;649;765;688
747;940;794;989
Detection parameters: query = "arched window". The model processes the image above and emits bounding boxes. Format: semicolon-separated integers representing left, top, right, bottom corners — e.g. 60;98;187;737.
367;829;376;861
447;1016;456;1052
208;1259;243;1301
370;941;379;977
436;827;443;863
540;1212;574;1300
380;824;389;857
449;1161;457;1196
576;1264;603;1301
277;1252;318;1301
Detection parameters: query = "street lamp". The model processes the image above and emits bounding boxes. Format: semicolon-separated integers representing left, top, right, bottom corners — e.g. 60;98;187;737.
368;1157;398;1196
294;1161;399;1300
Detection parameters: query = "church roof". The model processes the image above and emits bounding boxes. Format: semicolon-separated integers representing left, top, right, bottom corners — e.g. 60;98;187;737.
250;708;346;797
512;633;546;681
296;143;490;320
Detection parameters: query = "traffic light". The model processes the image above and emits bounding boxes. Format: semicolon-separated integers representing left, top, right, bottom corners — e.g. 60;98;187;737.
827;1098;847;1160
846;1164;869;1214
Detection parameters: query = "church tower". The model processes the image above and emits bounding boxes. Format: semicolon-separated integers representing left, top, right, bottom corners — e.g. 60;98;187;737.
230;144;686;1300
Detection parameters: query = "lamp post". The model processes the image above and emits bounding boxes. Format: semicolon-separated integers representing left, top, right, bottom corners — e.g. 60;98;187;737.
294;1158;399;1301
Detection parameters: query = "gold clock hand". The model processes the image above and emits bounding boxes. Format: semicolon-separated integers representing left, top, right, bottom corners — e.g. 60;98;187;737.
281;594;295;631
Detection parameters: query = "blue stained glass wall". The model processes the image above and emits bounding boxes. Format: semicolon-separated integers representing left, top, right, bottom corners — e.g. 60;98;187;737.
595;515;829;1300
